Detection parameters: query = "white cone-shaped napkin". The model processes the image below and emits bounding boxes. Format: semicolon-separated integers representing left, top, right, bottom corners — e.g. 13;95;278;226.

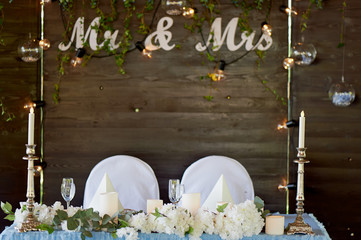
202;174;234;211
88;173;124;213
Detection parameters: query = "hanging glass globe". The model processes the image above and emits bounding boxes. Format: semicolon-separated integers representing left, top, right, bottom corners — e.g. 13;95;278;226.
291;42;317;66
18;34;41;62
161;0;185;15
328;82;355;107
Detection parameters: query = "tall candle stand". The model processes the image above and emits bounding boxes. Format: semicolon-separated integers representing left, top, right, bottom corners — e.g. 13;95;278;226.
287;147;314;235
17;144;40;232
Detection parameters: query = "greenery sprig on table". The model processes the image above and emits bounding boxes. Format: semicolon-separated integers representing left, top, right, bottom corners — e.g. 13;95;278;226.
1;197;268;240
1;201;136;240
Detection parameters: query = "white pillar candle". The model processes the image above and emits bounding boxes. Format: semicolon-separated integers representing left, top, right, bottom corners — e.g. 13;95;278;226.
98;192;119;217
181;193;200;215
298;110;305;148
265;215;285;235
147;199;163;214
28;107;35;145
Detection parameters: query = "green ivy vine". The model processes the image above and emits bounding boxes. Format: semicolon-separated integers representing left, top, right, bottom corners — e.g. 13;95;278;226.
54;0;324;106
0;99;15;122
0;2;5;46
300;0;323;32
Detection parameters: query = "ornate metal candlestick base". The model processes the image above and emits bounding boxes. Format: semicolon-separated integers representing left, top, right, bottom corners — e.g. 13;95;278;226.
287;147;314;235
17;144;40;232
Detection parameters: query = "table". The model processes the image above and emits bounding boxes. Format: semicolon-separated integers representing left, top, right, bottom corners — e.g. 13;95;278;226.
0;214;331;240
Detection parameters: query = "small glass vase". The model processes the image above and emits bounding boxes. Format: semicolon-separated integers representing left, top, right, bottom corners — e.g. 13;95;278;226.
161;0;185;15
18;33;41;62
328;82;355;107
291;42;317;66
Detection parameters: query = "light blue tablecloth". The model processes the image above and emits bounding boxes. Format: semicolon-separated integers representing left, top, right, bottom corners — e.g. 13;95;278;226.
0;214;331;240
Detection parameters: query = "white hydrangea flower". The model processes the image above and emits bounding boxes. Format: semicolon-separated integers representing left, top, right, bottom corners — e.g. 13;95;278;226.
34;203;53;225
129;212;153;233
191;208;215;239
153;204;193;237
67;206;82;217
213;200;264;240
116;227;139;240
13;202;28;228
51;201;64;211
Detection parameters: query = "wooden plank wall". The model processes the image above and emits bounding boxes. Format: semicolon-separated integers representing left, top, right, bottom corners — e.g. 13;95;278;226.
289;0;361;239
2;0;361;239
42;0;287;215
0;0;40;231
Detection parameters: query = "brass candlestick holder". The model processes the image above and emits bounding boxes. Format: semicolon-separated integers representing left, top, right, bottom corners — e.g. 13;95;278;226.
17;144;40;232
287;147;314;235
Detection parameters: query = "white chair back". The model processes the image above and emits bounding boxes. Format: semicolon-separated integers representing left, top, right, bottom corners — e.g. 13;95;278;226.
181;155;254;205
83;155;159;212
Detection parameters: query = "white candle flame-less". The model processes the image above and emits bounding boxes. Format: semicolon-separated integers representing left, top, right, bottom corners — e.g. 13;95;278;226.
266;215;285;235
98;192;119;217
182;193;201;215
298;111;305;148
28;107;35;145
147;199;163;214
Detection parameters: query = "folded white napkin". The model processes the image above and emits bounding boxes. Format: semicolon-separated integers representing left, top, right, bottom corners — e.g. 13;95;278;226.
202;174;234;211
88;173;124;214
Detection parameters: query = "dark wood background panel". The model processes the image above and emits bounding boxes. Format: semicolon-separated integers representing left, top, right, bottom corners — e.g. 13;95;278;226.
290;0;361;239
3;0;361;239
43;0;288;223
0;0;40;231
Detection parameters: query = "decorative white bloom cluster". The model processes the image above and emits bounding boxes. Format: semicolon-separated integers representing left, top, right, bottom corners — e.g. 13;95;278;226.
130;204;193;237
12;200;264;240
129;200;264;240
116;227;139;240
14;201;81;231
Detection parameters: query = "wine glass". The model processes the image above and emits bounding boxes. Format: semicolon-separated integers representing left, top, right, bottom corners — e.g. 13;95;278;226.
61;178;76;209
168;179;184;205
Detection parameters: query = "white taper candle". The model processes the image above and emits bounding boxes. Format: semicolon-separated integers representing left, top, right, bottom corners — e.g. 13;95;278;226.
28;107;35;145
298;111;305;148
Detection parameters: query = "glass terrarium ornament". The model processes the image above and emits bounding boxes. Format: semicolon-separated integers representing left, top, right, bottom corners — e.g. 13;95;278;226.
18;33;41;62
161;0;186;15
291;42;317;66
328;77;355;107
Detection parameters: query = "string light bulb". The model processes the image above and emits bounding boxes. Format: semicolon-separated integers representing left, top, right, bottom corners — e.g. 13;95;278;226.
136;41;152;58
40;0;51;4
277;120;298;130
213;60;226;81
279;5;298;16
182;7;196;18
282;57;295;69
261;22;272;36
70;48;86;67
24;103;36;109
39;39;51;50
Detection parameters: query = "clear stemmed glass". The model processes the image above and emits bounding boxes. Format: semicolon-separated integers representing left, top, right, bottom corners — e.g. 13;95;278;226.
61;178;76;209
168;179;184;205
